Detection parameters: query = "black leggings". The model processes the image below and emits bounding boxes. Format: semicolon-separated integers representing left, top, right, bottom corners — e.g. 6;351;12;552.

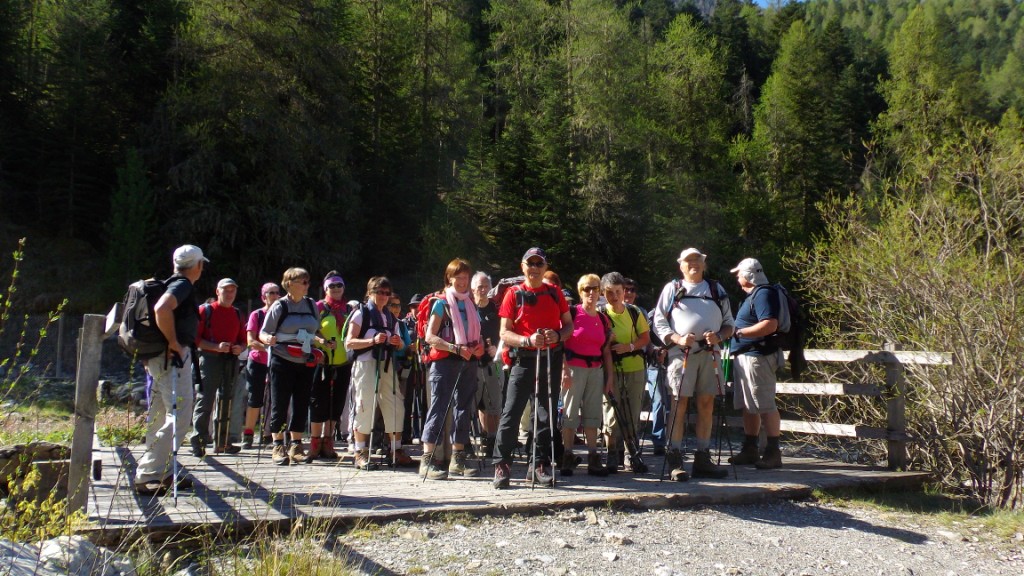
310;364;351;422
269;356;314;435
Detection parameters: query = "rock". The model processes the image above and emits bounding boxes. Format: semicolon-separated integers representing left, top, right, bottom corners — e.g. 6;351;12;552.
0;536;138;576
655;567;674;576
467;560;482;569
536;555;554;564
1013;532;1023;541
936;530;959;541
604;532;632;546
495;540;510;548
550;568;568;576
585;509;599;525
725;568;743;575
553;538;572;549
603;551;619;562
514;558;527;567
398;527;433;541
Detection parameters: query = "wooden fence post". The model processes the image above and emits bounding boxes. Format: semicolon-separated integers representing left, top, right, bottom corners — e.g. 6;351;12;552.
68;305;120;513
884;342;908;470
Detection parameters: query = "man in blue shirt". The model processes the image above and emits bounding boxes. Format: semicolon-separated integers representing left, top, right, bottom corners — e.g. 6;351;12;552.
729;258;783;469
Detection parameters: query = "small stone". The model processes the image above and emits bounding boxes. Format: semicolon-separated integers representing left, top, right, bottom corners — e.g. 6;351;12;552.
725;568;743;575
655;567;674;576
598;518;608;527
537;555;554;564
467;560;482;569
1013;532;1023;541
604;532;632;546
553;538;572;549
770;537;783;547
454;524;468;532
603;551;619;562
399;527;433;541
936;530;958;541
551;569;569;576
585;510;600;525
496;540;510;548
514;558;527;567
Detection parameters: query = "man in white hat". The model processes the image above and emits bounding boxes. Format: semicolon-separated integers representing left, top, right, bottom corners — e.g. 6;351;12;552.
134;244;208;495
653;248;734;481
728;257;783;469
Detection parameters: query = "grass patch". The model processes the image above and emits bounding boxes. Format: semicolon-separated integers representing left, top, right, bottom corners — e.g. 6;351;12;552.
812;485;1024;539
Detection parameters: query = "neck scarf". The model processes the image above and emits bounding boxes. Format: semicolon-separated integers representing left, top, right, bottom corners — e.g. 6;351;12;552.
445;286;480;345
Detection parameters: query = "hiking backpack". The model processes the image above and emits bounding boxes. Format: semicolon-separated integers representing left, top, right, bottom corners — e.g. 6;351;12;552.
414;290;449;363
317;301;352;366
749;283;807;378
118;278;170;359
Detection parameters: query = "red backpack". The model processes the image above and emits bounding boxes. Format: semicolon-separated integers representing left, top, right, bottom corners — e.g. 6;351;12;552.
414;290;451;363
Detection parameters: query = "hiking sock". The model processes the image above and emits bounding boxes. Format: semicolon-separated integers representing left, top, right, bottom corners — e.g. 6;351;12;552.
273;440;284;447
354;441;367;451
244;428;254;436
766;436;780;451
391;438;402;452
743;434;758;449
696;438;710;452
290;438;302;446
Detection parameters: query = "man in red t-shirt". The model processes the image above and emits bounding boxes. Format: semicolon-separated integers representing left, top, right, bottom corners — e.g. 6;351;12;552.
190;278;246;455
493;248;573;488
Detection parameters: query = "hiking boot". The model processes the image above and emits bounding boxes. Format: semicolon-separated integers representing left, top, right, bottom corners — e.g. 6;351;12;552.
307;438;323;461
652;445;666;456
627;453;649;474
354;448;377;471
215;443;242;455
729;444;760;466
493;462;511;489
665;447;684;470
242;433;254;449
189;436;206;458
756;447;783;469
606;450;621;474
321;437;339;460
390;447;414;468
448;450;477;477
527;463;554;486
288;442;309;464
134;479;167;496
271;444;289;466
691;450;728;479
559;452;579;477
161;474;194;491
587;451;608;477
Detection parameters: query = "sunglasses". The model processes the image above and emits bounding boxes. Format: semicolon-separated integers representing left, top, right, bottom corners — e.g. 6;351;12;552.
327;283;344;289
525;260;546;268
264;290;280;296
374;290;392;296
581;286;601;293
389;303;401;308
625;287;636;293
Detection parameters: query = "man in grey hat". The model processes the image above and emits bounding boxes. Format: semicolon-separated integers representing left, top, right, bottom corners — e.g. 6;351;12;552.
134;244;207;495
653;248;734;481
728;258;784;469
191;277;246;456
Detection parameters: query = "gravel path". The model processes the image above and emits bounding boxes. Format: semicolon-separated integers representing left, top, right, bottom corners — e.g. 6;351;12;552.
336;500;1024;576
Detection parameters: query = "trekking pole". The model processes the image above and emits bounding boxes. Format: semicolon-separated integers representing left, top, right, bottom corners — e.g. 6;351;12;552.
422;366;465;483
256;359;271;464
546;343;556;489
530;332;542;489
169;351;181;505
711;347;737;479
659;346;688;482
392;352;399;471
367;345;382;471
617;376;648;473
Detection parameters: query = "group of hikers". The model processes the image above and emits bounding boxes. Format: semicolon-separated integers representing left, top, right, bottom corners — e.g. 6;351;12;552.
131;244;789;496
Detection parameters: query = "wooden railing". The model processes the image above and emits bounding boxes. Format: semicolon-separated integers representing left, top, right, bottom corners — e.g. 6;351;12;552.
758;346;952;470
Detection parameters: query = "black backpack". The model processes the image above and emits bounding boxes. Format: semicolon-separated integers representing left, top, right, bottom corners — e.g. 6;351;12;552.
118;277;170;359
748;283;807;378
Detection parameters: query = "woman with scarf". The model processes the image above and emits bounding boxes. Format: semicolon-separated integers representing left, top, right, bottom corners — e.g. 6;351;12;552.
420;258;484;480
309;271;352;460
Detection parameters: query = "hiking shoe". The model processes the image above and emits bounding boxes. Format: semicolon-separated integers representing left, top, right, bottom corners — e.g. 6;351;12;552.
354;448;377;471
627;454;649;474
587;451;608;477
271;444;289;466
288;442;308;464
393;448;416;468
134;480;167;496
189;436;206;458
691;450;728;479
756;447;783;469
307;438;323;461
420;450;435;477
606;450;621;474
214;443;241;455
448;450;477;477
527;463;554;486
559;452;579;477
493;462;511;489
665;447;684;470
669;467;690;482
320;438;339;460
161;474;194;491
241;433;254;450
729;444;760;466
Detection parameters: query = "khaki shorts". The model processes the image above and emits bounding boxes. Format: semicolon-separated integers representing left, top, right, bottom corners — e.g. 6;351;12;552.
667;350;721;398
563;365;605;429
733;352;780;413
475;363;503;416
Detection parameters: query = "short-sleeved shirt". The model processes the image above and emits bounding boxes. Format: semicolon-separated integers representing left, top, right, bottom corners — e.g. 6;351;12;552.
498;283;569;345
565;305;607;368
346;302;400;362
165;275;198;346
247;309;268;364
654;278;734;360
197;301;245;348
734;285;781;356
604;303;650;372
262;296;320;363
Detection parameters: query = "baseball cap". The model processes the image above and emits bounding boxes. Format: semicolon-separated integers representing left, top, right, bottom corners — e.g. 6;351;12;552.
677;248;706;262
522;247;548;263
173;244;209;268
217;278;238;289
730;258;769;285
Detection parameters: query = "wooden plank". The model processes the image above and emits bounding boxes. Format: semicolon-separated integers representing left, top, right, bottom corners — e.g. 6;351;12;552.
69;315;105;513
776;382;882;396
803;349;951;365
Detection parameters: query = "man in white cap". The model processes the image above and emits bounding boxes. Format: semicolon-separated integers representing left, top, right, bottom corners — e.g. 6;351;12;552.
191;277;246;456
728;258;783;469
134;244;207;495
653;247;734;481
